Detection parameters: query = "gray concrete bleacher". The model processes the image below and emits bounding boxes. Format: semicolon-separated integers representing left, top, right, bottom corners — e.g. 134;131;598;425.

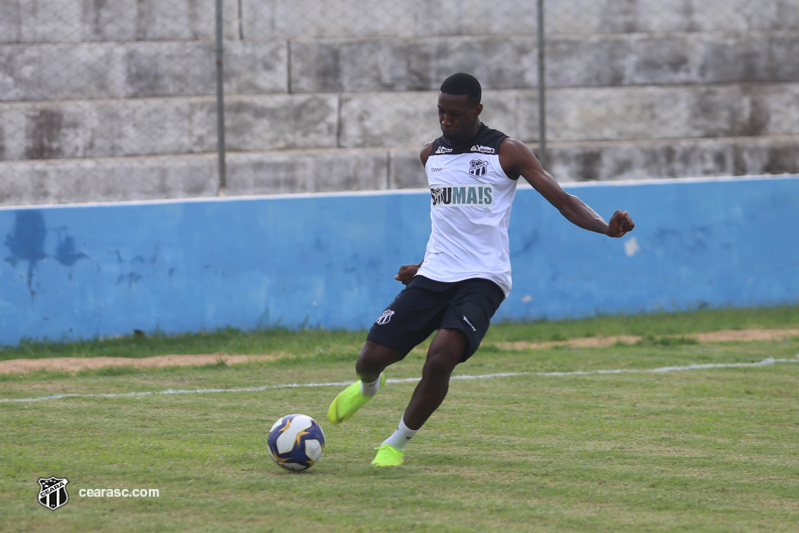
1;0;797;205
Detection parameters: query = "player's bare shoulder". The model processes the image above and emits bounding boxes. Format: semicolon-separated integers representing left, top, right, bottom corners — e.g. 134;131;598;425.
498;137;534;179
420;140;435;165
498;137;533;159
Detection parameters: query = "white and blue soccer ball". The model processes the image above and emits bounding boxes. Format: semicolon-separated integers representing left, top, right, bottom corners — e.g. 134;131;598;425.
268;414;325;471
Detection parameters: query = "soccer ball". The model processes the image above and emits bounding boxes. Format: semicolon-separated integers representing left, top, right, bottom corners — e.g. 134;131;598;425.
267;414;325;471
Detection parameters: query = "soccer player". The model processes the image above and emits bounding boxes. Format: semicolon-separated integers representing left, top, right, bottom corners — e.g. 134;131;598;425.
328;73;635;466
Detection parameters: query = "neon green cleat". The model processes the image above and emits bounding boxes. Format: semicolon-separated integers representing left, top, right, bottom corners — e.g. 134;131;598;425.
327;373;386;425
371;443;404;467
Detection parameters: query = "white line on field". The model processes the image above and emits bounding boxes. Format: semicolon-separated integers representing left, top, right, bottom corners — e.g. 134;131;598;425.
2;355;797;404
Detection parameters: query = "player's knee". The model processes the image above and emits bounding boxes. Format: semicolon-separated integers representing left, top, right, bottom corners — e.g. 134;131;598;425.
423;329;468;377
422;350;459;380
355;341;400;376
355;352;380;376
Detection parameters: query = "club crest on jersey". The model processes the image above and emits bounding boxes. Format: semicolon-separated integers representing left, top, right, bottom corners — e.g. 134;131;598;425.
469;159;489;177
431;186;493;206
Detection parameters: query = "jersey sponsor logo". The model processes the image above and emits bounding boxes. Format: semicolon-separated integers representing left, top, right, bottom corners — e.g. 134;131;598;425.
435;146;453;154
375;309;395;325
430;186;493;206
469;159;488;177
471;144;495;154
429;167;443;173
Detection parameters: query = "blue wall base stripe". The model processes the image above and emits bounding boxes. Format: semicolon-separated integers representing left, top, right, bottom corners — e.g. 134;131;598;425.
1;176;797;346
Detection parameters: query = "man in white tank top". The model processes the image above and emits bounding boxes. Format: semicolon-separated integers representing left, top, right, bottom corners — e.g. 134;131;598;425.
418;121;516;296
329;73;635;467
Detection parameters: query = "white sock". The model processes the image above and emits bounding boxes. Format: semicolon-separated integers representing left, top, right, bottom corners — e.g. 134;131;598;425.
382;418;418;450
359;374;382;397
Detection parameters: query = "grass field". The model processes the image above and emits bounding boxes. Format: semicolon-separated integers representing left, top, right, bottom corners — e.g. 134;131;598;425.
2;307;798;532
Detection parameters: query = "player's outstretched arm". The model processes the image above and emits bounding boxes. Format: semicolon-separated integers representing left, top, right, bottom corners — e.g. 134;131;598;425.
607;209;635;237
500;139;635;238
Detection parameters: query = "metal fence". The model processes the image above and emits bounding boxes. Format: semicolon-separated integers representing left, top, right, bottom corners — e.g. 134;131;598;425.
2;0;797;206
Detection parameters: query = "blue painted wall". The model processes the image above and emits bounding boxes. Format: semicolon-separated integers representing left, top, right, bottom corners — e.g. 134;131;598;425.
1;176;797;346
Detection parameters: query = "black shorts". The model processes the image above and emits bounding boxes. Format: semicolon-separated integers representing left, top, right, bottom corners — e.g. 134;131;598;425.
366;275;506;362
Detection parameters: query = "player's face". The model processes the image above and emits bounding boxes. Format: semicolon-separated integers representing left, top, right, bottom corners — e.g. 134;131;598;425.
437;92;482;143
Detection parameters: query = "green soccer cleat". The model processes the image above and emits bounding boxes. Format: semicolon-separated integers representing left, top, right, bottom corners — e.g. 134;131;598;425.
371;443;404;467
327;373;386;425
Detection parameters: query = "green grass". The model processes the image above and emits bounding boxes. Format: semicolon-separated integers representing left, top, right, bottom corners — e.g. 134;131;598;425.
0;326;367;361
3;305;798;362
1;306;798;532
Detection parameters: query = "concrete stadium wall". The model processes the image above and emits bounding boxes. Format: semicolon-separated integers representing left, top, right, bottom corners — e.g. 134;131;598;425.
2;0;799;205
1;176;797;347
4;0;796;43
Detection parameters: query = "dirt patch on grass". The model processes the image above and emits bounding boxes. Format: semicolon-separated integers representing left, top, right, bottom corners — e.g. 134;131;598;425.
1;329;797;375
493;328;799;351
0;353;279;375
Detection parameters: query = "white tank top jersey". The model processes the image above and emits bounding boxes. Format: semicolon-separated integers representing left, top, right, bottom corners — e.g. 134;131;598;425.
417;124;518;297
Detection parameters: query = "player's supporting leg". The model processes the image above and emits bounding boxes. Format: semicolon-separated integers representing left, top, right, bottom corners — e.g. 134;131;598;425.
327;341;404;425
372;329;466;466
403;328;466;429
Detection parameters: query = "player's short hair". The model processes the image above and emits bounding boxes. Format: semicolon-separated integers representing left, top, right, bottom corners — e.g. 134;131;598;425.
440;73;481;105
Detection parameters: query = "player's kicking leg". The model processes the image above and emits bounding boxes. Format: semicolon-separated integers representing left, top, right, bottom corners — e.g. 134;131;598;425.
327;341;402;424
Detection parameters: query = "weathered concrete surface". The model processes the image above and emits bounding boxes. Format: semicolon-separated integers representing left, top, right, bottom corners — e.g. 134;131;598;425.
546;136;799;182
388;136;799;186
5;83;797;161
225;149;392;195
242;0;799;39
339;84;799;147
0;94;339;160
0;155;218;206
530;84;799;143
2;0;798;205
546;0;799;34
5;0;797;44
289;36;539;94
291;32;799;93
3;136;796;206
0;41;288;102
0;0;238;43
